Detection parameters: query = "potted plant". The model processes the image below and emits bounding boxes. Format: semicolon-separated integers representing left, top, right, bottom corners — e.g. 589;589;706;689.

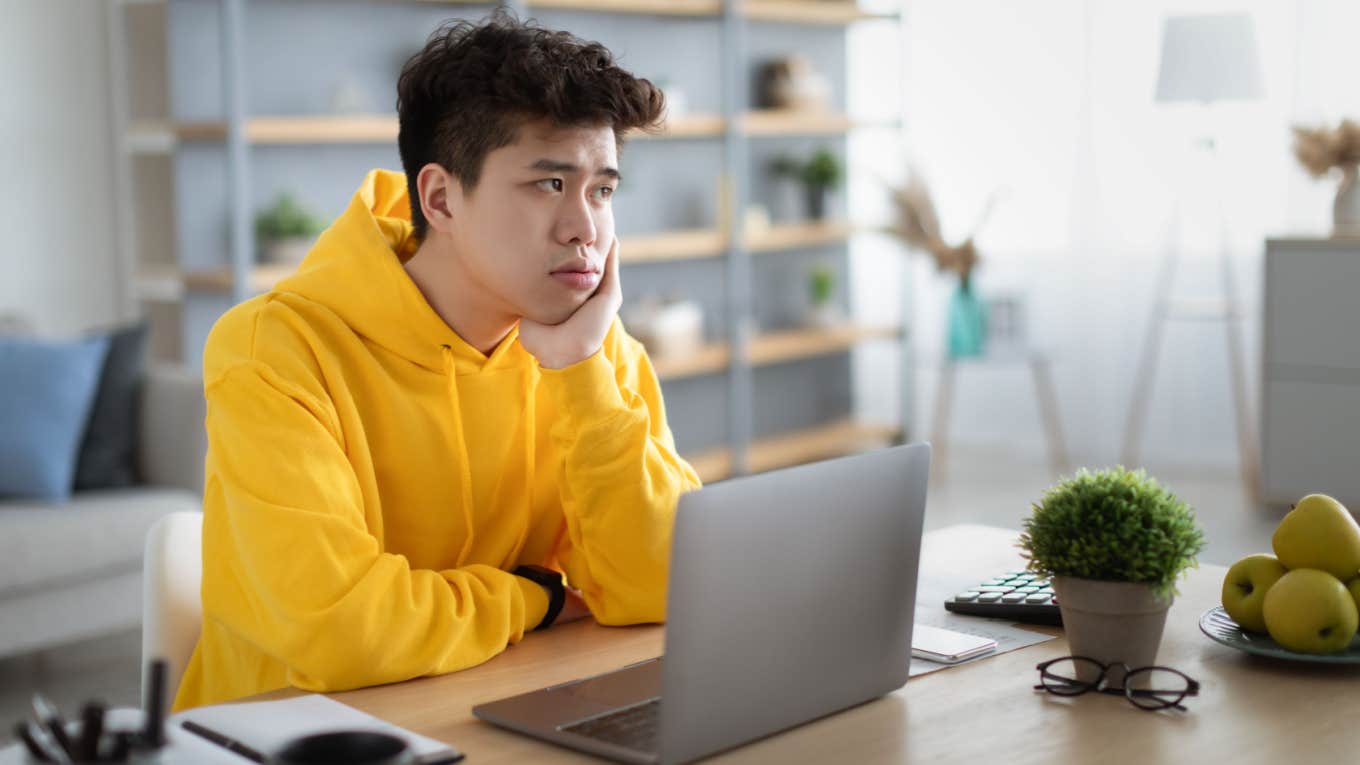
799;148;841;220
255;193;326;265
1019;467;1206;682
806;263;840;328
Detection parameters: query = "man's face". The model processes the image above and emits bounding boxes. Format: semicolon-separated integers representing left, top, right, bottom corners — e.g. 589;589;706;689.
446;120;619;326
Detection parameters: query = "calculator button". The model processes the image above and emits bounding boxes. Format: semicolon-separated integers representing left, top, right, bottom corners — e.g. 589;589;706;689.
954;591;981;602
1030;579;1050;587
982;579;1010;586
1037;588;1054;595
1016;586;1040;593
974;586;1015;593
1025;593;1052;604
977;592;1005;603
1001;592;1027;603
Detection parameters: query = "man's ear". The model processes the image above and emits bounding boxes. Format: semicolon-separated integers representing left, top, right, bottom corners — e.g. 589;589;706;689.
416;163;461;235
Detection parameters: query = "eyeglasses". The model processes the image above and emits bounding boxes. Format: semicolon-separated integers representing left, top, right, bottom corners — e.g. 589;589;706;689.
1034;656;1200;711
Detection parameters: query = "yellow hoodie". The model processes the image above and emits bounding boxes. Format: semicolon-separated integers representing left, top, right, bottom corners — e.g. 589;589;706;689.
173;169;700;711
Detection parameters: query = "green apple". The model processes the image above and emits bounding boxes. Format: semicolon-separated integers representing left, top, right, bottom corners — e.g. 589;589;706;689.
1221;554;1288;633
1348;577;1360;616
1262;568;1358;654
1272;494;1360;581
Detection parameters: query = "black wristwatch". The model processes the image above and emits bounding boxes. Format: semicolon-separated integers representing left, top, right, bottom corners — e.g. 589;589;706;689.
514;565;566;631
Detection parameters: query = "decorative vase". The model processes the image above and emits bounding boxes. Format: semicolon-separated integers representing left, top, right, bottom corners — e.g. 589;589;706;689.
806;186;828;220
1334;166;1360;237
946;280;987;359
1050;577;1173;686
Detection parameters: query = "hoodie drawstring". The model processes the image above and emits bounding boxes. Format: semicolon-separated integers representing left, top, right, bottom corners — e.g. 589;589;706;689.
441;344;537;569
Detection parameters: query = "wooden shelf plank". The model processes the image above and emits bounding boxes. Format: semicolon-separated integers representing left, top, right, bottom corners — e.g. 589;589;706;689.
741;0;895;24
739;109;854;136
528;0;723;15
634;114;726;140
681;419;900;483
748;419;899;474
745;220;851;252
132;114;723;147
684;447;733;483
653;343;731;380
621;229;727;262
748;324;898;365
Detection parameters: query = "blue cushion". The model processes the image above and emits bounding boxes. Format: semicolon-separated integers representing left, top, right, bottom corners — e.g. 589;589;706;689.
0;335;111;501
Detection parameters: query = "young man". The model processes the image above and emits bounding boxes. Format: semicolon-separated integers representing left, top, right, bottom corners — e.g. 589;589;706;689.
173;14;700;711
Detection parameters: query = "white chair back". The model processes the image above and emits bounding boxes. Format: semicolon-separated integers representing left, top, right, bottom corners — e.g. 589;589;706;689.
141;511;203;707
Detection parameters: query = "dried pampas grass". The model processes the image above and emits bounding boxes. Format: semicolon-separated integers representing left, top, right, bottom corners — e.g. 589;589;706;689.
1292;119;1360;178
889;174;996;284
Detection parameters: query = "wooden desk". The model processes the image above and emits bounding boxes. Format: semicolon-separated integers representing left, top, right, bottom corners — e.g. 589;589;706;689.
313;525;1360;763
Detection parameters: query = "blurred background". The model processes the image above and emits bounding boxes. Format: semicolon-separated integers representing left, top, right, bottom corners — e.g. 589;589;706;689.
4;0;1360;739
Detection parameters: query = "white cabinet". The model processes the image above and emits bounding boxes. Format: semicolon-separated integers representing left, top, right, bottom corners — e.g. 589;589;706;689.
1262;237;1360;508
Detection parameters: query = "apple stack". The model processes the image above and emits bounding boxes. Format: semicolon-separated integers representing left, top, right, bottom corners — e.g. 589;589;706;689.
1221;494;1360;654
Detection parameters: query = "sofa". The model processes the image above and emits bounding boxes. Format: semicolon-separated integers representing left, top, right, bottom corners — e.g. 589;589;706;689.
0;364;205;659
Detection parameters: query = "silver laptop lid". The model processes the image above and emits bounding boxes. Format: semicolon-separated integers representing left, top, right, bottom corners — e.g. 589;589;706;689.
658;443;930;764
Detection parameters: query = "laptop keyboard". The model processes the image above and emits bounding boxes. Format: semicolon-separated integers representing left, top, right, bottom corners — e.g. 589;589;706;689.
560;697;660;753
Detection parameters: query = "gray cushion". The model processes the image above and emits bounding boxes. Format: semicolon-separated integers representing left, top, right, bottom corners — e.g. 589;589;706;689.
0;488;199;599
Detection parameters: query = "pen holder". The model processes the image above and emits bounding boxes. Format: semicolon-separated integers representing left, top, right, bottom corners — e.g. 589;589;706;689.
13;659;169;765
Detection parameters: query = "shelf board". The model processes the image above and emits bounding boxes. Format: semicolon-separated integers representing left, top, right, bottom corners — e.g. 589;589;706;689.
739;109;855;136
653;343;731;380
126;114;724;149
622;229;727;262
741;1;896;24
529;0;723;14
683;419;900;483
651;323;897;381
748;419;900;474
748;324;899;365
745;220;852;252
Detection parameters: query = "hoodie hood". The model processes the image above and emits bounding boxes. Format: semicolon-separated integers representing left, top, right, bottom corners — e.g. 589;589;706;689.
271;168;520;374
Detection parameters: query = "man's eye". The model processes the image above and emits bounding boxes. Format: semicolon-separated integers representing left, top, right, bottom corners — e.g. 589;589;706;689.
536;179;563;192
594;186;615;201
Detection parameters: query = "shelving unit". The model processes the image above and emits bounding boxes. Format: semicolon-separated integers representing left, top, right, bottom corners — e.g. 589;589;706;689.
107;0;909;481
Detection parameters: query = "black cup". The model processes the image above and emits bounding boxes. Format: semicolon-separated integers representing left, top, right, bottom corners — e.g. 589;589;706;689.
270;730;415;765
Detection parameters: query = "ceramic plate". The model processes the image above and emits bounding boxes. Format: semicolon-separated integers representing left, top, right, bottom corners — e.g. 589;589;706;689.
1199;606;1360;664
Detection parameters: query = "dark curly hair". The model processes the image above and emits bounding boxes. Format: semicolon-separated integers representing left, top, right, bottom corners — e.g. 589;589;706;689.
396;12;666;239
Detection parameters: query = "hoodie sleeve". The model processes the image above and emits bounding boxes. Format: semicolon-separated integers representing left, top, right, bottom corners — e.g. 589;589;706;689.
201;360;549;693
536;320;702;625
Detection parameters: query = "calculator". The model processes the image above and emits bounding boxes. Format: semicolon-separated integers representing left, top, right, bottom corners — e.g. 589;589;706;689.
943;570;1063;626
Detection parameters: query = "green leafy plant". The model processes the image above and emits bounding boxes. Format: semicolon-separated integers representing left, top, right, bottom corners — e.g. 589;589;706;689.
809;264;835;305
1018;467;1206;600
770;155;803;179
255;193;325;242
799;149;841;190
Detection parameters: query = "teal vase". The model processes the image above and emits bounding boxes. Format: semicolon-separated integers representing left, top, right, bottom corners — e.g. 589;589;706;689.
946;280;987;359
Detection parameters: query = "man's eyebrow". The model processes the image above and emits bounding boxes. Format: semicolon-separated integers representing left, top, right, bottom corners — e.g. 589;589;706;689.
528;159;622;182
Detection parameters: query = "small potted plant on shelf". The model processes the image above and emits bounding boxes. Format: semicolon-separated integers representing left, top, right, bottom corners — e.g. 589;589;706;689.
1292;119;1360;236
806;263;840;328
255;193;326;265
799;148;841;221
1019;467;1206;682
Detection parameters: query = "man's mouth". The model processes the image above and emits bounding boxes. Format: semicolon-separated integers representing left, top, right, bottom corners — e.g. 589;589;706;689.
550;263;602;290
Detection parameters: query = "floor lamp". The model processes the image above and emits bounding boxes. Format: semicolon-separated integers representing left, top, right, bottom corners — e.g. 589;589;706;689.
1121;13;1263;501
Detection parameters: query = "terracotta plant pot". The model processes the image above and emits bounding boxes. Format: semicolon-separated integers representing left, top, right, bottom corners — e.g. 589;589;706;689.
1051;576;1172;685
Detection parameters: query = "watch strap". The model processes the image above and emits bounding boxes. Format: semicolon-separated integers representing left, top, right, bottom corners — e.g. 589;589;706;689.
513;565;565;631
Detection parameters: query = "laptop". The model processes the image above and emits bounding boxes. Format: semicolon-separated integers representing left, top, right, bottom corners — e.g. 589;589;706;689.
473;443;930;764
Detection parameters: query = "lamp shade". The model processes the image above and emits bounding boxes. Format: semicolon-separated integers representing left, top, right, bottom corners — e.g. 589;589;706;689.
1155;13;1263;103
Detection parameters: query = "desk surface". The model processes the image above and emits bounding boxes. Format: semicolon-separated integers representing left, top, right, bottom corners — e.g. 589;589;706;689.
312;524;1360;763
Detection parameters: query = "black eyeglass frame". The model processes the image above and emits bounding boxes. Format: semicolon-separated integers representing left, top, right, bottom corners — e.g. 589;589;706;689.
1034;656;1200;712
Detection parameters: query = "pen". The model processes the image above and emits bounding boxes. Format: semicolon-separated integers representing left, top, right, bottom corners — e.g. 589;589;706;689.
77;701;106;761
181;719;267;763
416;751;467;765
17;719;71;765
143;658;167;748
31;694;75;763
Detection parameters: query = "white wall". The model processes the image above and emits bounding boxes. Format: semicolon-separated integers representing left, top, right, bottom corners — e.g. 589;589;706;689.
850;0;1360;473
0;1;121;337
